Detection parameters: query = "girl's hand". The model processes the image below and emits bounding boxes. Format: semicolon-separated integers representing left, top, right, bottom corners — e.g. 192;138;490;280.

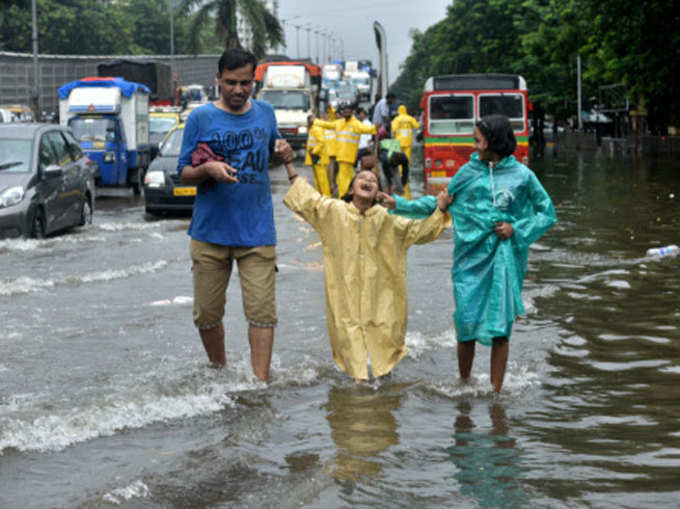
437;188;453;211
376;191;396;209
494;222;514;239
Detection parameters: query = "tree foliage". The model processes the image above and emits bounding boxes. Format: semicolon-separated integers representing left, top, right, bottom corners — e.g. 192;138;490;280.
0;0;223;55
392;0;680;131
178;0;284;58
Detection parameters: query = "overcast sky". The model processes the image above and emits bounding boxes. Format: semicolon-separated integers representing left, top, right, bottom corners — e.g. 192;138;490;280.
277;0;452;85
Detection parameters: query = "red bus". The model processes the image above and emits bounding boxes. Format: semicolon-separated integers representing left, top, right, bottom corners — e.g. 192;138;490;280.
419;74;530;193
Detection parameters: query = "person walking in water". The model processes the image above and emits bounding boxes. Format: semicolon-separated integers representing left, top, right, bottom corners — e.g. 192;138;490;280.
314;103;377;198
305;114;331;196
177;48;293;381
391;104;420;162
380;114;556;393
283;167;452;381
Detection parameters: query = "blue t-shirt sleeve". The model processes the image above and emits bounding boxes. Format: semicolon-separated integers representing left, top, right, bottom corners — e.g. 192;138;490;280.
177;110;200;174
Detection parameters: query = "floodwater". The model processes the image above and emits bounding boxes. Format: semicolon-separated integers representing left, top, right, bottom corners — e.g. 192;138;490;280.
1;149;679;508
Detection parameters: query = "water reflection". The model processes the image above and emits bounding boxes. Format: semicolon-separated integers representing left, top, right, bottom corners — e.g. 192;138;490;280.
324;383;404;482
445;400;526;508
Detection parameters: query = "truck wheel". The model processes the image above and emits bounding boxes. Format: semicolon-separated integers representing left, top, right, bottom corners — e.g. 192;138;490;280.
131;169;144;196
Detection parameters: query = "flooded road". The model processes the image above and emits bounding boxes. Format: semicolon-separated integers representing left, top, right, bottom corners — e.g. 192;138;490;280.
1;151;679;508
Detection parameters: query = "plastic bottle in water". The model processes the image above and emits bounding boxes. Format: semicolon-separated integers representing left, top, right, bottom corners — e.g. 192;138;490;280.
646;244;679;257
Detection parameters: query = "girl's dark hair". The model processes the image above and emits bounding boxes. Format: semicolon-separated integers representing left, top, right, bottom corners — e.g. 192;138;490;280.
218;48;258;75
476;114;517;158
341;169;382;203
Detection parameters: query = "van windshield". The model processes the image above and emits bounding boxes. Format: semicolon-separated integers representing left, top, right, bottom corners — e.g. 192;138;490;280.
69;117;116;142
259;90;310;110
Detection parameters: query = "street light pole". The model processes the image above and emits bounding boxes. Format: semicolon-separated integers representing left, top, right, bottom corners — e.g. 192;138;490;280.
31;0;40;120
169;0;175;105
314;30;320;65
305;25;311;60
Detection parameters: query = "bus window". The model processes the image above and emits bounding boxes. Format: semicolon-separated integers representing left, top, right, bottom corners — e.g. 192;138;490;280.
428;95;474;135
479;94;525;132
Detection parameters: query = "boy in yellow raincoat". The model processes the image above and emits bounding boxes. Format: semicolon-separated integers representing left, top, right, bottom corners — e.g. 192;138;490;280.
283;167;452;381
305;115;331;196
391;104;420;162
313;104;377;198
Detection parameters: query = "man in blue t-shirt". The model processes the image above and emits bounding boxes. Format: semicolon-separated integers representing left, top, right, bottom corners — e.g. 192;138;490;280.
178;48;293;381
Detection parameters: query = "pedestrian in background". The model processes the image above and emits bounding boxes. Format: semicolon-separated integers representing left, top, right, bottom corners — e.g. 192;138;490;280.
391;104;420;161
371;92;394;134
305;114;331;196
177;48;293;381
314;103;377;198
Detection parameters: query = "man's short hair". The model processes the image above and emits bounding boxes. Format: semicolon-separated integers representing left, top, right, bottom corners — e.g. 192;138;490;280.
386;92;395;100
218;48;258;75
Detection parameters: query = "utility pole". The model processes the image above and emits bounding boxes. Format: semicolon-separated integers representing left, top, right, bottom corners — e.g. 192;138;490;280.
306;25;311;60
295;25;301;59
31;0;40;120
169;0;176;105
577;54;583;130
314;29;320;65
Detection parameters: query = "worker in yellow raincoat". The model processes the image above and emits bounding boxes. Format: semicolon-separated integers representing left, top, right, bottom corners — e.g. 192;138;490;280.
391;104;420;161
305;115;331;196
314;104;377;198
324;107;338;195
283;167;452;380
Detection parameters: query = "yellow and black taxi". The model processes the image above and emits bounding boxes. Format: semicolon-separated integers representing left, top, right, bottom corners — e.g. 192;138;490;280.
143;124;195;215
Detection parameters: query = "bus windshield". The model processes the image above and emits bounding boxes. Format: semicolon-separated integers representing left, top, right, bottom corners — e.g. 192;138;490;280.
479;94;525;132
428;95;474;135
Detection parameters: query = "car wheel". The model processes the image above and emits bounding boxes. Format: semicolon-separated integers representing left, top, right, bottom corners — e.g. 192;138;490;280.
30;208;46;239
79;196;93;226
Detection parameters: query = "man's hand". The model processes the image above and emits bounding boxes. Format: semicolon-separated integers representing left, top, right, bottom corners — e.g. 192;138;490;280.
377;191;396;209
203;161;238;184
310;152;320;164
437;188;454;212
270;138;294;167
494;221;514;240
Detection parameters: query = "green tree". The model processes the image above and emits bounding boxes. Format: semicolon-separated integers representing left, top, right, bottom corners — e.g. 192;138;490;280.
179;0;284;58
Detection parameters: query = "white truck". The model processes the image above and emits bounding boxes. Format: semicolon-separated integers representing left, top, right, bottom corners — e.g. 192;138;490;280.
255;63;321;149
58;77;150;194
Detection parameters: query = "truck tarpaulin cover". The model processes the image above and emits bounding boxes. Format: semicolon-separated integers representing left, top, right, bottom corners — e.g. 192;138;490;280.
255;61;321;82
58;77;150;99
97;60;172;102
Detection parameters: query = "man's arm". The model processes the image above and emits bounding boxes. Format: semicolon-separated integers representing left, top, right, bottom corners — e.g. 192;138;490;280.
180;161;238;185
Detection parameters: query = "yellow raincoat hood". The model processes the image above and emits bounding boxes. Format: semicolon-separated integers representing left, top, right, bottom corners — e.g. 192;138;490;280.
398;105;407;115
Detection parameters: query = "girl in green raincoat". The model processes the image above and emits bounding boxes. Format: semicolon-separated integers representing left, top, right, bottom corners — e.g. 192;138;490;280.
380;114;557;393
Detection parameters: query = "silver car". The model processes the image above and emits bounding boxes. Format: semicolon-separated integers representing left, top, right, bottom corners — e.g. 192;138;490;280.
0;123;95;239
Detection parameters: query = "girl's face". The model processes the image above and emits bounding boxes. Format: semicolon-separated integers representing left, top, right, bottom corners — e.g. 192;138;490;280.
350;170;379;203
473;126;492;160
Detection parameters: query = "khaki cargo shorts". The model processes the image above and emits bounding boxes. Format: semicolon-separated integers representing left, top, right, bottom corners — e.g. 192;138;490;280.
190;239;277;330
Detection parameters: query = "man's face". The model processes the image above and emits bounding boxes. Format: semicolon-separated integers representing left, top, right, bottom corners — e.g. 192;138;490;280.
216;64;255;111
342;107;352;120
